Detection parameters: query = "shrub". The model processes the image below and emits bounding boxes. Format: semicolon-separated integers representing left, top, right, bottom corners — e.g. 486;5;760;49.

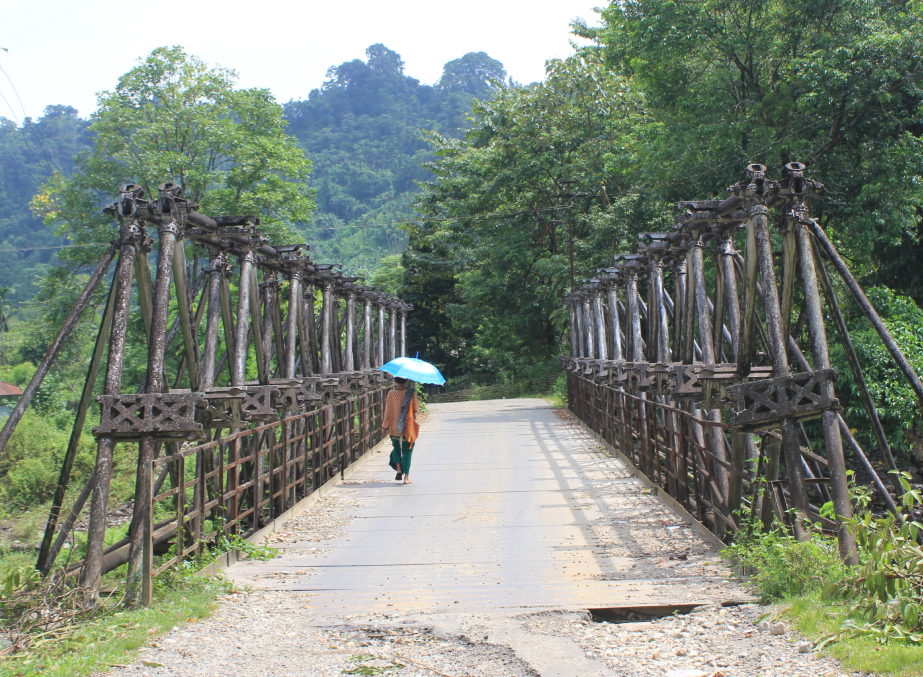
823;471;923;644
723;519;848;603
4;458;56;506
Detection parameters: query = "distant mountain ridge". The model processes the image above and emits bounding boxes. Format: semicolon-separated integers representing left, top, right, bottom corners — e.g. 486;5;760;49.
0;45;506;302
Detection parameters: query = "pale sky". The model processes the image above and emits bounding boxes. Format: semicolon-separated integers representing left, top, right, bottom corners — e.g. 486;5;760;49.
1;0;602;122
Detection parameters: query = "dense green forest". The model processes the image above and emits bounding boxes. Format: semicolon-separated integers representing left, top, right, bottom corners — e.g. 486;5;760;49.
0;44;505;300
404;0;923;465
283;44;507;275
0;107;92;299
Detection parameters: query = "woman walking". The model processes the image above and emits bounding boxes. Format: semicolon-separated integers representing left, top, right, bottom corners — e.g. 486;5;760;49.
381;377;420;484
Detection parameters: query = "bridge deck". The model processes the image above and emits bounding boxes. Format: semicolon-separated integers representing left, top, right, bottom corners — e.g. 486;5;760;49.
227;398;746;613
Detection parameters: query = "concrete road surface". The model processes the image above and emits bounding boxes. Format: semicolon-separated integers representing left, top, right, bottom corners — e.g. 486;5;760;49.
228;398;745;614
113;400;777;677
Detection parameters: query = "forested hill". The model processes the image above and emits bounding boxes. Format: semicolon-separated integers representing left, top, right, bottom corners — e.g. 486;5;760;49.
0;45;506;300
282;44;507;276
0;107;92;298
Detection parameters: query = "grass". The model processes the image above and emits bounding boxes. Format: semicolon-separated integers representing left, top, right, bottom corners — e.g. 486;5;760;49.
0;570;235;677
777;594;923;676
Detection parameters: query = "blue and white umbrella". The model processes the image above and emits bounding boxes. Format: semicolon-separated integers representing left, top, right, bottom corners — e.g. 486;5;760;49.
379;356;446;385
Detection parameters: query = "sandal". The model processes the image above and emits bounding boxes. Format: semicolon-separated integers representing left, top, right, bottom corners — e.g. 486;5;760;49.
395;472;403;480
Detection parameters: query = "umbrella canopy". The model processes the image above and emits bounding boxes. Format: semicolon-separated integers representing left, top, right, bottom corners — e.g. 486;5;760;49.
379;357;446;385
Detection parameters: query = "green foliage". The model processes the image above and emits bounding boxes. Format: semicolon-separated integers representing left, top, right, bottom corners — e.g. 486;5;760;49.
0;566;233;677
723;519;848;603
823;472;923;644
32;45;314;270
367;254;405;295
209;528;277;563
0;410;95;510
0;106;92;300
408;52;652;380
830;286;923;461
283;44;506;277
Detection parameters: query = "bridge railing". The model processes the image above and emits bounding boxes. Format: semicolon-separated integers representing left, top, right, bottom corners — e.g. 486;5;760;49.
139;387;388;604
568;372;755;536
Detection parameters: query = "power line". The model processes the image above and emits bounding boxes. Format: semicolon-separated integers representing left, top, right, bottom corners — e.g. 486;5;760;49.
0;56;55;176
0;243;106;252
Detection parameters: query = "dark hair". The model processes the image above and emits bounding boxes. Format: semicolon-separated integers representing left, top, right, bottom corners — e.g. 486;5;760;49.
394;377;408;384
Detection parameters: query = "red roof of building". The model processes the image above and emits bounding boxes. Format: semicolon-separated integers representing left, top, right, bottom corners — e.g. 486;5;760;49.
0;381;23;397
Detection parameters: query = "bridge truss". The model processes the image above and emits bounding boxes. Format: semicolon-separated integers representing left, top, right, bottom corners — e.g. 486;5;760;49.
562;163;923;563
0;182;412;603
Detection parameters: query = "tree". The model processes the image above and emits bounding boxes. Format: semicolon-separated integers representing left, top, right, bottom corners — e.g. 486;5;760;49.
438;52;508;98
281;46;508;277
573;0;923;293
366;44;405;75
408;54;652;380
0;106;92;298
32;46;314;270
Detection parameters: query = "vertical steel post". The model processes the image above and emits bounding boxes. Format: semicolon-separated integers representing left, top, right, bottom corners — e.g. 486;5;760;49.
389;305;397;362
576;299;587;358
748;179;809;538
82;222;138;596
377;302;386;367
690;234;729;504
344;291;356;371
595;291;608;361
796;216;858;562
285;270;302;379
400;310;407;357
608;288;624;361
719;236;741;360
321;281;333;374
650;259;670;363
673;260;687;361
201;252;226;389
626;273;642;362
233;252;253;386
126;206;179;603
363;297;373;370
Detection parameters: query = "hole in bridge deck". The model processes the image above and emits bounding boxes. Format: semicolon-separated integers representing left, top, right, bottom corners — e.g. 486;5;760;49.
588;601;746;623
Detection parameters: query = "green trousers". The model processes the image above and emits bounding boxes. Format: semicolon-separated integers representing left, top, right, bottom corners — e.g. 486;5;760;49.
389;436;415;475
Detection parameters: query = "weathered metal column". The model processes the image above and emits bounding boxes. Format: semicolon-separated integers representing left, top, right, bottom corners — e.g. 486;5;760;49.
232;252;254;386
82;220;139;596
742;165;810;537
260;272;278;380
303;285;319;375
595;290;608;360
650;258;670;362
389;304;397;362
608;287;624;361
673;259;687;360
400;309;407;357
377;301;386;367
285;269;302;378
583;295;596;359
575;297;587;358
690;229;730;509
363;296;373;370
791;196;857;562
626;272;643;362
344;291;356;371
321;280;333;374
126;192;181;603
719;235;741;359
200;251;226;389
